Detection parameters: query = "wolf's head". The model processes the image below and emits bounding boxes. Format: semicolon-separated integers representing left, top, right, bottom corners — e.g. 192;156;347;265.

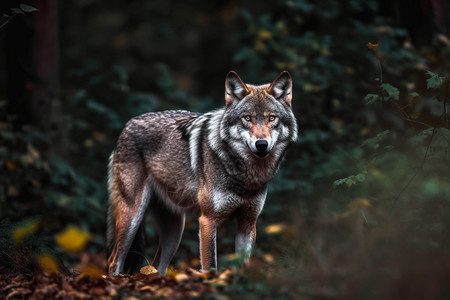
221;71;298;159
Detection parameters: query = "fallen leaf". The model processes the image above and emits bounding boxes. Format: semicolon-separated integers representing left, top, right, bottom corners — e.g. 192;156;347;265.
140;265;158;275
37;254;59;273
80;264;105;279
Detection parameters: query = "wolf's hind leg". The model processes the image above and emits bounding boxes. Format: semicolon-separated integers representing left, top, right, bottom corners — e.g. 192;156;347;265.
150;198;185;275
107;161;150;276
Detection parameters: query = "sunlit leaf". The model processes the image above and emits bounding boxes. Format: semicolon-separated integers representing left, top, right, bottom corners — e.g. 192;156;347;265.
13;220;39;243
80;265;105;279
258;29;272;39
264;223;287;234
367;42;378;50
38;254;59;273
56;227;90;253
348;197;371;209
140;265;158;275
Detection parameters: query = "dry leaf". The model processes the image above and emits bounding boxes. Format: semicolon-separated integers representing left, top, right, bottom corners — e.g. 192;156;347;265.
140;265;158;275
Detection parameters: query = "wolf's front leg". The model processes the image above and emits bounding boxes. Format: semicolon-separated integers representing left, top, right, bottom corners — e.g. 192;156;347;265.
235;212;257;265
198;214;217;271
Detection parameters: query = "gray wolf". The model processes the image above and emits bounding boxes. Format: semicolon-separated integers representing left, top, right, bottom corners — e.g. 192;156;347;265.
107;71;298;275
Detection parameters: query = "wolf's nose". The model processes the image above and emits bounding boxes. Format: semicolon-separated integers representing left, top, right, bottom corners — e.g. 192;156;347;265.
255;140;268;152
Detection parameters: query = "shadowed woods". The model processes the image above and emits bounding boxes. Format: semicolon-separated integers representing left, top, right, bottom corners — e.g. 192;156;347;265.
1;0;450;299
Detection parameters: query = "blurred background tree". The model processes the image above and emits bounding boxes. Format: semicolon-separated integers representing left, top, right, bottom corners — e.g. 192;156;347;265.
1;0;449;298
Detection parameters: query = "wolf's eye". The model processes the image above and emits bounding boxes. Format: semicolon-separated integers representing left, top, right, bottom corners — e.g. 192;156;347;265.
269;115;277;122
243;115;252;121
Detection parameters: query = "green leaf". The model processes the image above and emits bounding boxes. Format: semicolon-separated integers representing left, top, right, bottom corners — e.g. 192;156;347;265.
333;171;367;188
430;128;450;148
361;130;390;149
409;92;420;97
11;8;25;15
364;93;381;104
380;83;399;101
19;4;38;12
426;71;447;89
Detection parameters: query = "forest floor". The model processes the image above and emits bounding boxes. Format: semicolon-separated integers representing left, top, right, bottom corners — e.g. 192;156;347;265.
0;253;297;300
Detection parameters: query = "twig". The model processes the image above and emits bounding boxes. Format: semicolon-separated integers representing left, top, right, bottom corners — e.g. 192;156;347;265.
128;250;151;266
0;14;16;30
394;126;437;201
376;55;383;84
2;250;33;274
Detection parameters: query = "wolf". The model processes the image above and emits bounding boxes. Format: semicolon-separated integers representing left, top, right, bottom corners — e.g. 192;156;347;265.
107;71;298;276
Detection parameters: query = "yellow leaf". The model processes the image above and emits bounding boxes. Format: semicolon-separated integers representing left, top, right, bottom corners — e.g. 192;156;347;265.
348;197;371;209
155;287;173;298
276;62;296;70
264;223;287;235
13;220;39;243
254;39;265;51
367;42;379;50
174;273;189;283
140;285;157;292
140;265;158;275
263;253;275;264
258;29;272;40
224;253;241;261
80;265;105;279
56;227;90;253
303;84;322;92
164;266;182;280
38;254;59;273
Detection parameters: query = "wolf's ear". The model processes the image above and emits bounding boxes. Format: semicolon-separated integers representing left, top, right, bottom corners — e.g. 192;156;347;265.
268;71;292;106
225;71;250;106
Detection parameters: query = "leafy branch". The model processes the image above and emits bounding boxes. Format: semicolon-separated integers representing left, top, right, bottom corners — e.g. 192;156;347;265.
335;42;450;190
0;4;38;30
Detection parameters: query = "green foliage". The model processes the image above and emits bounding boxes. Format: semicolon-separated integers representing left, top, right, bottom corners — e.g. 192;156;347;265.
333;171;367;188
0;3;38;30
426;71;448;89
18;4;38;13
380;83;400;101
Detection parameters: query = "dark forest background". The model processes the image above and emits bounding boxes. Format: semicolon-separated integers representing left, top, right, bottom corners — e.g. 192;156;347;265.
1;0;450;299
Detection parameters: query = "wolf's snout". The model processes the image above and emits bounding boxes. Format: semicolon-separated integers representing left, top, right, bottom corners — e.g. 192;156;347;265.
255;140;268;152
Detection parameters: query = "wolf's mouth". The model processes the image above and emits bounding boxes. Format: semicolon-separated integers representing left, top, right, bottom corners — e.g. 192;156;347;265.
254;151;269;158
246;141;270;158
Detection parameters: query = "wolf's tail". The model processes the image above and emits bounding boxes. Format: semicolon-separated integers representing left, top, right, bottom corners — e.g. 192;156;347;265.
106;152;146;274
